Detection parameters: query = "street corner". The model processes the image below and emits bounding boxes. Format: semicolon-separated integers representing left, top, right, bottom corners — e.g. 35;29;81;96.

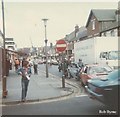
54;86;75;99
56;86;74;93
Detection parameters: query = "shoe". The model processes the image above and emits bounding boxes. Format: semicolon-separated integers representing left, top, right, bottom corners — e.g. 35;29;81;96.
21;98;26;102
21;99;25;102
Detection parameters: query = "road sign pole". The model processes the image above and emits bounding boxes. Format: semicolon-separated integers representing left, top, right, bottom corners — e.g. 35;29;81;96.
56;39;67;88
62;52;65;88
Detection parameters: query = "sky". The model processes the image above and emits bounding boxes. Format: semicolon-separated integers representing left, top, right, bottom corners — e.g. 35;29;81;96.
0;0;118;48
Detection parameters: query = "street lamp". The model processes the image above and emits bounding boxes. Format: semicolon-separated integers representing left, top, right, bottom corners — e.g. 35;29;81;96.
42;18;49;78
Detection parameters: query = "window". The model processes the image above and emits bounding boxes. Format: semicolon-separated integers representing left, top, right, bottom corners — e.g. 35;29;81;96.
91;19;95;30
103;32;106;36
111;30;115;36
106;31;111;36
99;52;108;59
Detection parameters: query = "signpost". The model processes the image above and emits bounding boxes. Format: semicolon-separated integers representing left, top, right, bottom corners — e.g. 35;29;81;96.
56;39;67;88
56;39;67;52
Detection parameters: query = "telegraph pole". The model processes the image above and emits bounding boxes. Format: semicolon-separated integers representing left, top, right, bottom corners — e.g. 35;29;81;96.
2;0;8;98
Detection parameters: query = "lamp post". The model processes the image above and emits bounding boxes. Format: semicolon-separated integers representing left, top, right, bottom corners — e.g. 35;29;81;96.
2;0;7;98
42;18;49;78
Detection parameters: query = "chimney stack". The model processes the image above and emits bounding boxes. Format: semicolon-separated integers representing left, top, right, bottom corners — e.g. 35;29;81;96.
115;9;120;22
75;25;79;37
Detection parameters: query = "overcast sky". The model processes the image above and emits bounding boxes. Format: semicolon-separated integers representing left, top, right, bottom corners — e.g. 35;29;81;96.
0;1;118;48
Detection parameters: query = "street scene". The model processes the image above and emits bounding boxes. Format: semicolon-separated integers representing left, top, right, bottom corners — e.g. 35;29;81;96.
0;0;120;116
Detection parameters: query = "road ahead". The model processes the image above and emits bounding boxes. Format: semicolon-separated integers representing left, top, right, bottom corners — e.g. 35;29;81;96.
2;64;119;116
3;95;112;115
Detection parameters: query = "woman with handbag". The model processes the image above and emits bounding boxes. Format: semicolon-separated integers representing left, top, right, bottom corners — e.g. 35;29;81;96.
17;60;32;102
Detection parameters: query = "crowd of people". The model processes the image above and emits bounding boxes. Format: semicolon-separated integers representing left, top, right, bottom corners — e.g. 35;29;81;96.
10;57;38;74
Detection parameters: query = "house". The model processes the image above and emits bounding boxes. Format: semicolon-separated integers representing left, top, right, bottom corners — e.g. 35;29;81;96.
57;9;120;63
64;25;87;60
100;10;120;36
85;9;120;38
5;38;17;50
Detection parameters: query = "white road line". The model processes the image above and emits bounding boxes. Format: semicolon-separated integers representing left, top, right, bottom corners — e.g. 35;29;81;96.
75;95;88;97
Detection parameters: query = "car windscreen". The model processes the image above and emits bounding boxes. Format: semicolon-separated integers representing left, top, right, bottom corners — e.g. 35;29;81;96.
89;66;112;74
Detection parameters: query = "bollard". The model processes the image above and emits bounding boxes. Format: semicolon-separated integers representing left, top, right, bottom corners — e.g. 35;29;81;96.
62;74;65;88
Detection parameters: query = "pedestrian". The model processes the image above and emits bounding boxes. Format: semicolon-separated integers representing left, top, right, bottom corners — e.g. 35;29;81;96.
14;58;20;71
33;58;38;74
62;59;68;78
78;59;84;68
22;58;26;67
17;60;32;102
29;59;33;66
9;59;12;70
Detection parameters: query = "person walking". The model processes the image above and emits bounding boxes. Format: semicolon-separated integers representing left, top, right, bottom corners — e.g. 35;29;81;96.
22;58;26;67
14;58;20;71
17;60;32;102
78;59;84;68
33;58;38;74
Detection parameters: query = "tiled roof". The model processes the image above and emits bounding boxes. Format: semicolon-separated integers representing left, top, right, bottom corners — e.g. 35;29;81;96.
101;21;120;32
75;27;87;41
65;26;87;42
65;31;75;42
92;9;116;21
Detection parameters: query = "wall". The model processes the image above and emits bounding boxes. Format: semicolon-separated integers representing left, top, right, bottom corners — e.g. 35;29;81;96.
87;14;100;37
0;48;3;81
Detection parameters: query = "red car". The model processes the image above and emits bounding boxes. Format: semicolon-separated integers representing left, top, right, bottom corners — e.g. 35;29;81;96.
79;64;113;85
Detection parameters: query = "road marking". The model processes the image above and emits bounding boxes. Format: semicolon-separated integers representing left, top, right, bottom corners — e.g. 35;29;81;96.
75;94;87;97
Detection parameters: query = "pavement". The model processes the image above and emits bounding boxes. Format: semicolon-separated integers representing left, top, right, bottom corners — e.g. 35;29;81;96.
1;67;77;105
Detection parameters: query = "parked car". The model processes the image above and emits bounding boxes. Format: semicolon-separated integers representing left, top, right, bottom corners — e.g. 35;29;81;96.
85;69;120;108
79;64;113;85
38;60;43;64
52;59;58;65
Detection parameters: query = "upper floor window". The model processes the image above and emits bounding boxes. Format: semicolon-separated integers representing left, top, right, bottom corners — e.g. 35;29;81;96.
91;19;95;30
114;29;118;36
103;32;106;36
111;30;115;36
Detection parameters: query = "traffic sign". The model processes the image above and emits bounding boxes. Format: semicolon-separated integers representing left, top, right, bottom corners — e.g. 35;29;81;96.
56;39;67;52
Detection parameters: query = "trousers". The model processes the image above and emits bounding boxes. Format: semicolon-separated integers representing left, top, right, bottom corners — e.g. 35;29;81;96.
21;78;29;100
34;64;38;74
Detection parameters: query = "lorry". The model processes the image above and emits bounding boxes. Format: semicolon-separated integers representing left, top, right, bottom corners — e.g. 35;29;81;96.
74;37;119;69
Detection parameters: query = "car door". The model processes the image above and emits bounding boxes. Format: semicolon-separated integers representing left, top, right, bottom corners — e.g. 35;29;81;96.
80;66;90;85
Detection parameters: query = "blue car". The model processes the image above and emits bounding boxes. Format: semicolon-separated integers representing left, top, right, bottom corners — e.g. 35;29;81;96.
85;69;120;108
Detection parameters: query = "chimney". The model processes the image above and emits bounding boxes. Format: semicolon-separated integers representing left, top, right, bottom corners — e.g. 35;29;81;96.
75;25;79;37
115;10;120;22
